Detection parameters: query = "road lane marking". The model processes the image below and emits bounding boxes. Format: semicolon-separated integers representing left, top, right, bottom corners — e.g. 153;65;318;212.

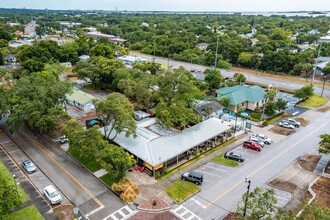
205;121;329;208
203;165;230;172
21;130;103;207
0;140;12;144
85;205;105;217
195;169;223;177
190;197;206;209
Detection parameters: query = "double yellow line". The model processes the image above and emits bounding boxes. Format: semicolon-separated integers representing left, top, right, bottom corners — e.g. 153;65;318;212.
22;131;103;207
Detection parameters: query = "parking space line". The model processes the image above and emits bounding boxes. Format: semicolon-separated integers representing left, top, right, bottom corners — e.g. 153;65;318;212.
202;165;229;173
195;169;223;177
0;140;12;144
234;151;256;157
203;179;212;182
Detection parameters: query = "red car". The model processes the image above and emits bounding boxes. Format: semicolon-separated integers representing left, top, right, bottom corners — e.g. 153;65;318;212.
243;141;262;151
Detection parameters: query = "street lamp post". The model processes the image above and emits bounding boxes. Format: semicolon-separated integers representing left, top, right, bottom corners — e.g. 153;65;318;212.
243;178;251;217
13;174;19;197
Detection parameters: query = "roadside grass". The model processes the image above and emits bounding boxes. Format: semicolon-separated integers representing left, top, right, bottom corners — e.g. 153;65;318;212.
0;161;29;203
67;148;102;172
317;106;330;112
158;138;237;180
100;173;120;188
160;63;170;69
7;205;44;220
298;95;328;108
166;180;200;203
211;153;239;167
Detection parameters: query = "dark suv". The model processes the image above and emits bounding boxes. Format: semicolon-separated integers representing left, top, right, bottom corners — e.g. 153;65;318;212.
181;171;203;185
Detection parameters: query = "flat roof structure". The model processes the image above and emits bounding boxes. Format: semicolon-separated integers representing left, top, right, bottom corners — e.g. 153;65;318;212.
100;117;230;167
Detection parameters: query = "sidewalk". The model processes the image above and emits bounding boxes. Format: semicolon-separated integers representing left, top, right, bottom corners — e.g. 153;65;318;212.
0;146;58;220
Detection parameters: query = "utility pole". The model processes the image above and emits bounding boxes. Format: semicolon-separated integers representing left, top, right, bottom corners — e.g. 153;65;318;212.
214;37;219;69
243;179;251;217
311;41;322;85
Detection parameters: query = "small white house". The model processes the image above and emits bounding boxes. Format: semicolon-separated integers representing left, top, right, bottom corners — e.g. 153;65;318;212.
65;89;96;112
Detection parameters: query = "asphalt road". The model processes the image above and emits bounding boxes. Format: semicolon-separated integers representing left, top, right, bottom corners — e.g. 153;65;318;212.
179;109;330;220
0;122;126;220
131;52;330;98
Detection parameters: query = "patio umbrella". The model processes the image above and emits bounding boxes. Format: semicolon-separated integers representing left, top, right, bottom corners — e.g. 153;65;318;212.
240;112;249;117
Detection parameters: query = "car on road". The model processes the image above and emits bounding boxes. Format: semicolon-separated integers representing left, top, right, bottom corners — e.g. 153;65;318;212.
249;136;265;147
224;151;245;162
243;141;262;151
181;171;203;185
59;135;68;144
281;118;301;127
255;134;272;144
44;185;62;205
21;160;37;174
279;121;295;129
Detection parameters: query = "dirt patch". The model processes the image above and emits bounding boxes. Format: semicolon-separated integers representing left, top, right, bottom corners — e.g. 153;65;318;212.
138;197;171;210
305;177;330;208
53;204;75;220
269;125;295;136
298;155;321;171
294;118;309;127
317;106;330;112
128;211;179;220
269;178;297;192
222;212;239;220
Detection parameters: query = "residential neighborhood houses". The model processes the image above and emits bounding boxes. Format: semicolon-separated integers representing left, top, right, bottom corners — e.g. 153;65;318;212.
0;7;330;220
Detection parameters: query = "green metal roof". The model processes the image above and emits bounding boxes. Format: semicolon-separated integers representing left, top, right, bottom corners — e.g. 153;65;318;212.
66;89;95;105
216;85;266;105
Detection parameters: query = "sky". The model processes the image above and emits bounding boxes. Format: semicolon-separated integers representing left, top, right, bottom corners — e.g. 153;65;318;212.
1;0;330;12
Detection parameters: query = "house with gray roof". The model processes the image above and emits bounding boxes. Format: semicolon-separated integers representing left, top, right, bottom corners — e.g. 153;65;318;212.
216;85;266;112
99;117;230;176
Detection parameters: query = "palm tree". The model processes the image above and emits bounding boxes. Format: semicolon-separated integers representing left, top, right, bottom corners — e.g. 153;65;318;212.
319;134;330;154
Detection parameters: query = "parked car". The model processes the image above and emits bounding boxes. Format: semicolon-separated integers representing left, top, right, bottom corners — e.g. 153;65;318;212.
44;185;62;205
279;121;295;129
224;151;245;162
249;136;265;147
281;118;301;127
255;134;272;144
21;160;37;174
181;171;203;185
59;135;68;144
243;141;262;151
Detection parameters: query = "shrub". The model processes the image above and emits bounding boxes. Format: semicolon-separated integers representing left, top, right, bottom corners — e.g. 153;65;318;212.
111;178;139;203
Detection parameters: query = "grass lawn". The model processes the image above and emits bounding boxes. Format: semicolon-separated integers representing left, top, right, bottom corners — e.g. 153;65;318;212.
0;161;29;203
160;63;170;69
166;179;200;203
158;138;238;180
83;81;105;90
7;205;44;220
67;148;102;172
212;153;239;167
298;95;328;108
100;173;120;188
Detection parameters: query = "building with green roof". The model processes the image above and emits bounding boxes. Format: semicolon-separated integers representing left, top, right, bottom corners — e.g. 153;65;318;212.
215;85;267;112
65;89;96;112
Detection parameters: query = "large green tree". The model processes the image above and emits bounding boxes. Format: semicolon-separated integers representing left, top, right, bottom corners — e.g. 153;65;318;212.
6;72;72;133
204;69;223;90
94;92;136;141
236;187;278;220
97;144;135;180
294;85;314;99
0;174;22;218
321;63;330;97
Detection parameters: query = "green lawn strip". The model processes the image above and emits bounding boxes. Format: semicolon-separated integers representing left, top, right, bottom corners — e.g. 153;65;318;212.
0;161;29;203
158;138;238;180
298;95;328;108
7;205;44;220
212;153;239;167
99;173;120;188
67;148;102;172
83;81;105;90
166;179;200;203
